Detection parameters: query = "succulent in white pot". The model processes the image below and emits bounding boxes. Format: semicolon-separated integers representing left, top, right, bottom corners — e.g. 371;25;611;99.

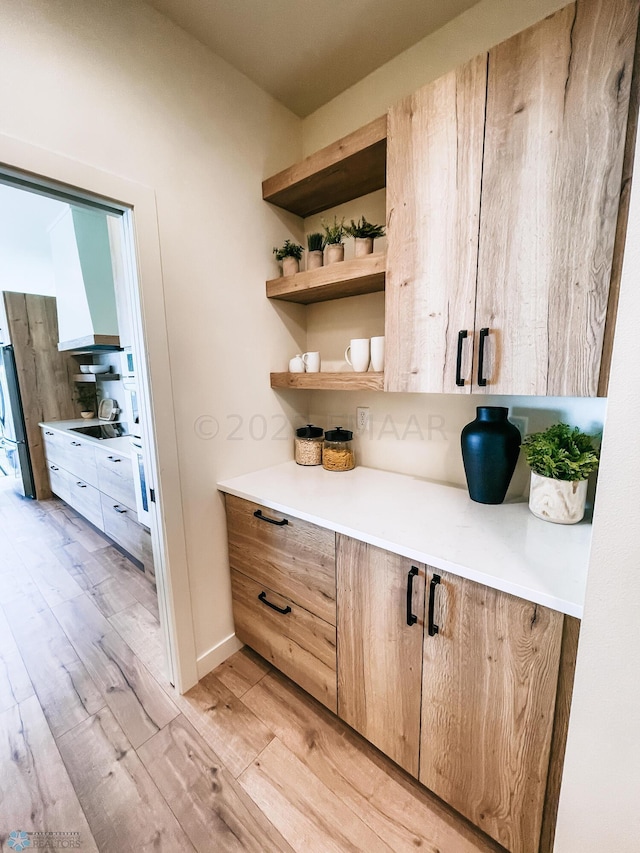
273;239;303;276
345;215;386;257
322;217;346;264
521;423;600;524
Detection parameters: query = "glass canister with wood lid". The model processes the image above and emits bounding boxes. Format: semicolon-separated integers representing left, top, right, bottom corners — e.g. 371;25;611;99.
322;426;355;471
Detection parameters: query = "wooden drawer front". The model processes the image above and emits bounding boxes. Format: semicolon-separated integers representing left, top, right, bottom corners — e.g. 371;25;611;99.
101;493;144;562
65;477;104;532
46;461;70;503
231;569;337;712
96;449;136;511
42;429;66;467
225;494;336;625
58;436;99;487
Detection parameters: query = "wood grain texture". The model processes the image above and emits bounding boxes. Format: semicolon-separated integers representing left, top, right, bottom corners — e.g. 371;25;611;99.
212;645;271;698
178;670;275;778
267;253;385;304
52;593;178;748
244;670;503;853
95;445;137;511
262;115;387;217
3;292;79;500
225;494;336;625
384;55;486;393
109;601;167;684
0;608;33;712
270;371;384;391
138;714;294;853
420;569;564;853
92;545;159;619
475;0;639;395
539;615;581;853
239;737;391;853
336;537;424;776
0;696;98;850
5;591;104;739
231;570;337;712
57;706;192;851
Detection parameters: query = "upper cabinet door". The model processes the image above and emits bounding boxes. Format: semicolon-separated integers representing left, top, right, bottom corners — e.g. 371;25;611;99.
385;56;487;393
475;0;639;396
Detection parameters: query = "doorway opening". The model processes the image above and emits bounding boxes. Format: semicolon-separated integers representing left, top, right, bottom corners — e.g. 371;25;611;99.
0;170;175;687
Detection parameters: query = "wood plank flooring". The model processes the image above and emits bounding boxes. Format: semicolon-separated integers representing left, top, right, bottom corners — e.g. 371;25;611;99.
0;478;502;852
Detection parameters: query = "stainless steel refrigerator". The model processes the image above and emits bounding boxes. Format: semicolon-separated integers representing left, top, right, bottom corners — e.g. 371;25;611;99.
0;344;36;498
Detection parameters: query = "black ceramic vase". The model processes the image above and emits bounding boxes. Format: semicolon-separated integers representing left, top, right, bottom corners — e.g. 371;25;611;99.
461;407;521;504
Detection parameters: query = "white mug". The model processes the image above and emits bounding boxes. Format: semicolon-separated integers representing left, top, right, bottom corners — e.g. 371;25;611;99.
289;354;305;373
302;351;320;373
370;336;385;372
345;338;370;373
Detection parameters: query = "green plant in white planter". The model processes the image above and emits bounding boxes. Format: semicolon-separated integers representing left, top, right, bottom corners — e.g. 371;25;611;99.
345;216;386;257
75;383;97;418
521;423;600;524
321;217;346;264
306;232;325;270
273;239;303;276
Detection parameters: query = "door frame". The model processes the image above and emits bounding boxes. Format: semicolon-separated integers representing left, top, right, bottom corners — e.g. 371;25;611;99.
0;132;198;692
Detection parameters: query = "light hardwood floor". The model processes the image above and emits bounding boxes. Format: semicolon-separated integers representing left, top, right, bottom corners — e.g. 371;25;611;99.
0;477;503;852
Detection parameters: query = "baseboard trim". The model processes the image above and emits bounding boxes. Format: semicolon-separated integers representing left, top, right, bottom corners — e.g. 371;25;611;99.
196;632;243;679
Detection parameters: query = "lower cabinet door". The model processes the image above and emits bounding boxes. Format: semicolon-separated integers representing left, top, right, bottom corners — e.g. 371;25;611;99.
101;494;144;562
336;535;425;777
46;461;70;503
420;569;564;853
231;569;337;712
65;476;104;531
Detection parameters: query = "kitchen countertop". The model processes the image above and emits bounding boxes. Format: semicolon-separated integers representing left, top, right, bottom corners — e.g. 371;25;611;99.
217;461;593;618
39;419;133;457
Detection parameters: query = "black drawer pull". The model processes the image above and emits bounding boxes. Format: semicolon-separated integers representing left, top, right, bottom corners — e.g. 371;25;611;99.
406;566;419;626
45;431;54;436
258;591;291;614
428;574;441;637
76;481;87;488
477;327;489;387
455;330;468;387
113;505;127;514
253;509;288;526
70;441;82;447
107;456;121;462
50;465;59;471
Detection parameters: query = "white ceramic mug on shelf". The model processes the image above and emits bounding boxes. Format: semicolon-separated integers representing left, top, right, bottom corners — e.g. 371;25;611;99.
289;354;305;373
370;336;385;372
302;351;320;373
345;338;370;373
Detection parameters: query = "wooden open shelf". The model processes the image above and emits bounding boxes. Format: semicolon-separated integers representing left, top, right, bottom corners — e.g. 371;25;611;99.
271;372;384;391
267;253;386;304
73;373;120;383
262;116;387;217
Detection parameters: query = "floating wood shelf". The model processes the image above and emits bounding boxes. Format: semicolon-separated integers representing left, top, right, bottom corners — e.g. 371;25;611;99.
267;253;386;304
271;372;384;391
73;373;120;383
262;116;387;217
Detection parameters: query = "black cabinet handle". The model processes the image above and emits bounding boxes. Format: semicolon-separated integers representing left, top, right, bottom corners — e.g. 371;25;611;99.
455;330;468;387
428;574;441;637
45;431;54;436
477;327;489;387
253;509;288;527
258;591;291;614
406;566;419;626
113;505;127;514
70;441;82;447
50;465;59;471
107;456;121;463
76;481;87;488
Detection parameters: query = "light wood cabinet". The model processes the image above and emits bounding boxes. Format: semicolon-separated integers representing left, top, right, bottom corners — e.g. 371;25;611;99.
420;570;564;853
336;536;425;775
100;493;146;563
95;445;136;512
385;0;638;397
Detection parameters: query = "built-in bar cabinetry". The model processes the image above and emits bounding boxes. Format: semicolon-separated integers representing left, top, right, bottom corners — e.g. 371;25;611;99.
264;0;639;397
41;425;153;580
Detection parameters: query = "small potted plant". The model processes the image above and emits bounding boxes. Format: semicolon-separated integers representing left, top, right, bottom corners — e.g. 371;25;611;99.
75;383;97;419
306;232;325;270
345;216;386;257
521;423;600;524
273;239;304;276
322;217;346;264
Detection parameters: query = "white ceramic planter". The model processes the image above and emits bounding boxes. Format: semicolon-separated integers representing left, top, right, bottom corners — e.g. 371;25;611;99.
326;243;344;264
529;471;588;524
282;256;299;276
307;250;323;270
354;237;374;257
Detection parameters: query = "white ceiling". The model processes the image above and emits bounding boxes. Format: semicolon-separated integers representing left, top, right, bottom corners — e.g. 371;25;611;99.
143;0;481;116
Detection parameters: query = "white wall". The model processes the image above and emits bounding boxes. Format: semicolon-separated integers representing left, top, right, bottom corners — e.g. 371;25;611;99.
0;0;306;677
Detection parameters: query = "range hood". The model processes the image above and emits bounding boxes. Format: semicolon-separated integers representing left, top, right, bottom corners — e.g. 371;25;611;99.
49;207;121;352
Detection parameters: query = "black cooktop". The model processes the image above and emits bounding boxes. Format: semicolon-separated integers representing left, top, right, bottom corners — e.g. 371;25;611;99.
69;423;129;440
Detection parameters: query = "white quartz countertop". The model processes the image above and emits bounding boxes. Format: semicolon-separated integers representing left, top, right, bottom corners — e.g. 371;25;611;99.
40;419;133;457
217;462;593;618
